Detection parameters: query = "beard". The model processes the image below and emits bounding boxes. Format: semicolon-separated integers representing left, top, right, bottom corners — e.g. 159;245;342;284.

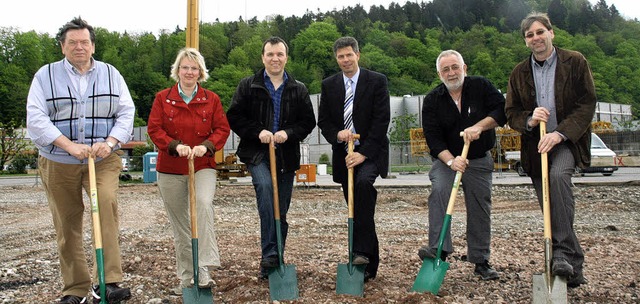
441;73;465;91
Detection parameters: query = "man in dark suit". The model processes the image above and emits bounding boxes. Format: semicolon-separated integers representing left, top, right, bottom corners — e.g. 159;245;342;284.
318;36;390;282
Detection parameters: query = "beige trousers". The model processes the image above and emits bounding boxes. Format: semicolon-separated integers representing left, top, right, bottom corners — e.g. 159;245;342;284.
157;169;220;284
39;153;124;297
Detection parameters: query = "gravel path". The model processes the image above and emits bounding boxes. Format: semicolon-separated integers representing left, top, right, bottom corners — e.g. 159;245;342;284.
1;183;639;303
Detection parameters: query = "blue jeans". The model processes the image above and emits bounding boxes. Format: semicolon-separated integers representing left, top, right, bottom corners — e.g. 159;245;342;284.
247;160;294;259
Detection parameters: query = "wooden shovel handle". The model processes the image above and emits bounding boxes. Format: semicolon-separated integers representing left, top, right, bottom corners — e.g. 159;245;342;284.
269;141;281;221
540;122;551;239
347;134;361;218
444;132;468;215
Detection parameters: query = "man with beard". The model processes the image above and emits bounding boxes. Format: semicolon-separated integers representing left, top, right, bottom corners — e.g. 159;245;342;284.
418;50;506;280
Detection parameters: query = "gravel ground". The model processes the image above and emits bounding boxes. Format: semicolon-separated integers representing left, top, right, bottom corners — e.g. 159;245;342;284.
1;182;639;303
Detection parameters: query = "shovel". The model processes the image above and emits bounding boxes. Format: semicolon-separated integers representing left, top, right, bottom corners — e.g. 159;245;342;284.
532;121;567;303
267;141;299;301
336;134;366;297
412;132;468;295
182;158;214;303
88;155;107;304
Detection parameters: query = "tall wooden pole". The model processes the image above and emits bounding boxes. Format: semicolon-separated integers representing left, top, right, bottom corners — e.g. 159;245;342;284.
186;0;199;49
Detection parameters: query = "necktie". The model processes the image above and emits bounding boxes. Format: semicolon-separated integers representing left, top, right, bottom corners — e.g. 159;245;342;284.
343;79;354;132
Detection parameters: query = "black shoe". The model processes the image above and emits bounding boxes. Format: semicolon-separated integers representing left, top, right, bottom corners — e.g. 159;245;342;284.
567;272;587;288
417;246;448;261
352;254;370;265
91;283;131;303
474;261;499;280
364;271;376;282
258;269;269;281
59;295;87;304
551;258;574;277
260;255;279;268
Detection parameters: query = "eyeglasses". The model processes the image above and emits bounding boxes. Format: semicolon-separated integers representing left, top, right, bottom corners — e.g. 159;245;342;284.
179;66;200;72
525;29;547;39
440;65;461;74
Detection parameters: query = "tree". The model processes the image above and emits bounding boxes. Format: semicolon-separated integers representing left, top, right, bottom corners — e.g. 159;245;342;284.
388;113;418;164
291;21;341;77
0;122;29;172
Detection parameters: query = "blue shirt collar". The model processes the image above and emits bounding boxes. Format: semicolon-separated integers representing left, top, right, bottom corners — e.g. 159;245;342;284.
178;83;198;103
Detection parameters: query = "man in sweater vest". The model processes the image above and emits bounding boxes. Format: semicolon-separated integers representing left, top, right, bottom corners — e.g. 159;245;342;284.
26;17;134;304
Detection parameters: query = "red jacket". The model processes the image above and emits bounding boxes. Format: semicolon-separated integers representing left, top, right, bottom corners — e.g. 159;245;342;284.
148;84;230;175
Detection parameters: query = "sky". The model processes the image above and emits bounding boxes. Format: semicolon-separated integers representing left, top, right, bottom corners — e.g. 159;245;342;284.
0;0;637;36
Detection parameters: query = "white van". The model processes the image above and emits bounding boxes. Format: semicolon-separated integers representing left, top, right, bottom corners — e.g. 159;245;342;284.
509;132;618;176
579;133;618;176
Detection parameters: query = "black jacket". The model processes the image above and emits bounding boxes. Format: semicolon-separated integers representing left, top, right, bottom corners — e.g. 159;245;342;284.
422;76;507;160
226;69;316;173
318;68;390;183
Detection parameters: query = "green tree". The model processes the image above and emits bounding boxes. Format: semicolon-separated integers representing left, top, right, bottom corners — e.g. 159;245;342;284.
291;21;341;77
388;113;418;164
0;122;29;171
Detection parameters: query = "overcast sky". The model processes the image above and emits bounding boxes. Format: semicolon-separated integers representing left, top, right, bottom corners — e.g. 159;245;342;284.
0;0;637;36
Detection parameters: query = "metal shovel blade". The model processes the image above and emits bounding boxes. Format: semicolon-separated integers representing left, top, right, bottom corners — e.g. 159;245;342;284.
182;286;213;304
268;264;299;301
532;274;567;304
411;257;450;294
336;263;365;296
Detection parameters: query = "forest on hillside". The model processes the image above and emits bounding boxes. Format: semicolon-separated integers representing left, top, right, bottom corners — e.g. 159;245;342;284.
1;0;639;128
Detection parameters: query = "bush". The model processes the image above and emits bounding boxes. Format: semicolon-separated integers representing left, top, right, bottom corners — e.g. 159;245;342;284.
319;153;330;165
8;150;38;174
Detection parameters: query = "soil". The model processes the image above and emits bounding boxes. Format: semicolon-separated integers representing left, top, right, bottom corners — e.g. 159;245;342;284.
1;182;639;303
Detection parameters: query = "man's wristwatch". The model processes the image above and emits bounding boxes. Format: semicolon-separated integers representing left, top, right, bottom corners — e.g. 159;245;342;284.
446;159;454;168
106;141;115;151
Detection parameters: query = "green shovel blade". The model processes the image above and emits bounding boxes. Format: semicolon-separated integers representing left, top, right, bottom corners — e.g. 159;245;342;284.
268;264;300;301
182;286;213;304
411;257;450;294
336;263;365;296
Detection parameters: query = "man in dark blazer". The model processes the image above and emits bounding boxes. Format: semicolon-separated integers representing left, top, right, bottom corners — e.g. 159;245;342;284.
506;12;596;288
318;36;390;282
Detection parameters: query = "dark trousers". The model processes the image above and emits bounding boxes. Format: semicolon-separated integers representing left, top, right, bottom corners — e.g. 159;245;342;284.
531;143;584;273
247;160;295;259
341;159;380;277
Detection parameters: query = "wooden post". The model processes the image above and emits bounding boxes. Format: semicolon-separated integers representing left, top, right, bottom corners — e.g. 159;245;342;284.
186;0;199;49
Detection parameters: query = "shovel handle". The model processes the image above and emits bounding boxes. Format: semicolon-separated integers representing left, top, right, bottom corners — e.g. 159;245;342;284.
88;155;103;248
540;122;551;240
188;158;198;239
444;132;468;215
347;134;361;218
269;141;281;221
88;155;107;304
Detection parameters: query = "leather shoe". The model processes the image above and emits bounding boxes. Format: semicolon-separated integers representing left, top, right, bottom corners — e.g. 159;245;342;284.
552;258;574;277
260;255;279;268
364;271;376;282
417;246;448;261
474;261;499;280
59;295;86;304
91;283;131;303
567;271;587;288
352;254;369;265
